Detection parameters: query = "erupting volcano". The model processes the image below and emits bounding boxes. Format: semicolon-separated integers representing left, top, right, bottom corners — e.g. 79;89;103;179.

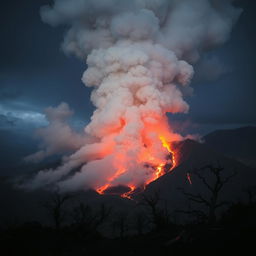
96;134;177;198
24;0;241;198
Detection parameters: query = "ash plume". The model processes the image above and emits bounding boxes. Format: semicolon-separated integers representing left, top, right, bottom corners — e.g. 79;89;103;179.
24;102;87;163
24;0;242;193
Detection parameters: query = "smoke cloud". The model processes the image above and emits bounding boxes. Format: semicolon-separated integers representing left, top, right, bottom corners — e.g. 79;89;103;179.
25;0;242;193
24;102;86;163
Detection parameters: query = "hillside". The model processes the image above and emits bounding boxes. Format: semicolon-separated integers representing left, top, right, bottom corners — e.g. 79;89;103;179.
203;126;256;167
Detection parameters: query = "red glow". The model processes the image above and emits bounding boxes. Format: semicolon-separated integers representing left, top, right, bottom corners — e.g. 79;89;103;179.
96;168;126;195
186;172;192;185
159;135;176;169
96;184;110;195
121;185;136;199
95;126;178;199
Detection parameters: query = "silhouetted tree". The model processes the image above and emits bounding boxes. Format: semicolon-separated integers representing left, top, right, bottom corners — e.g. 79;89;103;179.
142;191;170;230
111;211;128;239
134;212;148;235
180;164;236;225
71;202;111;233
221;185;256;228
177;207;208;224
221;201;256;228
245;185;256;204
43;190;73;229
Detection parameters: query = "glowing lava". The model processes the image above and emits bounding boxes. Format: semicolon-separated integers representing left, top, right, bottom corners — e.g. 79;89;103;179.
96;184;110;195
26;0;242;199
121;185;136;199
156;163;165;179
96;135;177;199
96;168;126;195
186;172;192;185
159;135;176;169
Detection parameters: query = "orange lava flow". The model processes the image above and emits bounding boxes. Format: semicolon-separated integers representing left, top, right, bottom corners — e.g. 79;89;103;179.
121;185;136;199
143;135;177;188
96;134;178;199
96;184;110;195
186;172;192;185
96;168;126;195
159;135;176;169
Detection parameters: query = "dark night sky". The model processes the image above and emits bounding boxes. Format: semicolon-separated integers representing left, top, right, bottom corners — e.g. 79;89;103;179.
0;0;256;170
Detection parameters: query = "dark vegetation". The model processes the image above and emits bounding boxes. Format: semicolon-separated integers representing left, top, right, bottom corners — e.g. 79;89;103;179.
1;163;256;255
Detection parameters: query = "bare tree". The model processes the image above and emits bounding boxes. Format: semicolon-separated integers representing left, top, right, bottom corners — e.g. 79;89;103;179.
96;203;112;228
72;202;111;233
111;211;128;239
180;164;236;225
72;203;92;226
134;212;148;235
141;190;170;230
245;185;256;204
43;190;73;229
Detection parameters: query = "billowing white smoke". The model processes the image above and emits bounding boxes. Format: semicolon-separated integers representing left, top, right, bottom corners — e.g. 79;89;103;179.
25;0;241;192
24;102;86;163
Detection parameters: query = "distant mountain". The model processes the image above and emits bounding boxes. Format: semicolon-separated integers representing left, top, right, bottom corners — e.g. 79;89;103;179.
203;126;256;168
141;138;256;217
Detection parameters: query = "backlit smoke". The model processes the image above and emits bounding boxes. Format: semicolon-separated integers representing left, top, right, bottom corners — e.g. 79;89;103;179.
25;0;241;194
24;102;87;163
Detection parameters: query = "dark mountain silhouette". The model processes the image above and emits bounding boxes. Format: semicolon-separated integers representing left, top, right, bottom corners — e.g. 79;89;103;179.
140;138;256;218
203;126;256;168
0;126;256;226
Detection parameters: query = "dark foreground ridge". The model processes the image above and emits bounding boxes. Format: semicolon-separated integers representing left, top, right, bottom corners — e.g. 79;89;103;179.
1;126;256;255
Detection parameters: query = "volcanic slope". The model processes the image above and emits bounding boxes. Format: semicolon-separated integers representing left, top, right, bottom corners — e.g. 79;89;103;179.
203;126;256;168
141;138;256;215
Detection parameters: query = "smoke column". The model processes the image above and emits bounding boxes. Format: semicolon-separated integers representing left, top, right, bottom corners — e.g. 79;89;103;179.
25;0;241;194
